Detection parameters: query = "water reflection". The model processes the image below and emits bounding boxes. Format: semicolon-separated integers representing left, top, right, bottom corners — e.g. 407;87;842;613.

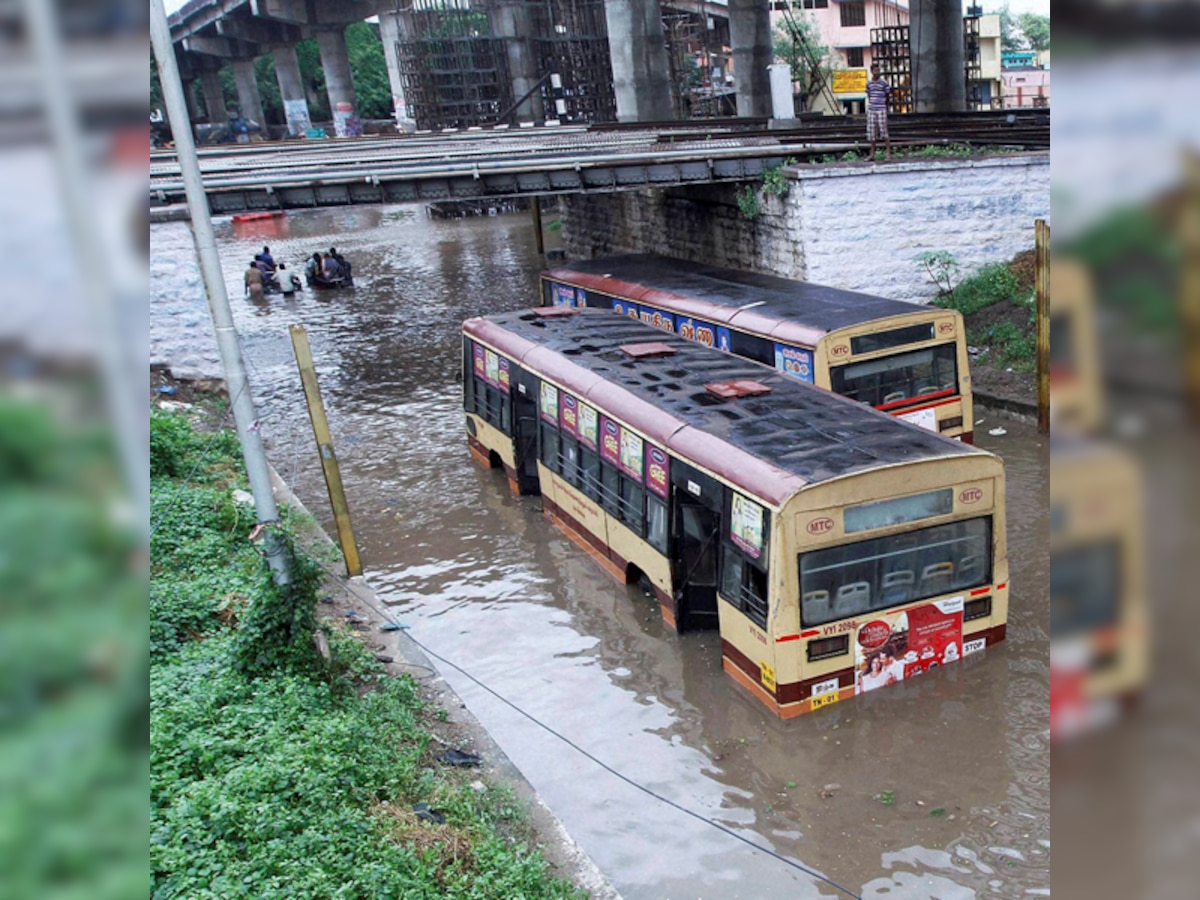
149;206;1049;898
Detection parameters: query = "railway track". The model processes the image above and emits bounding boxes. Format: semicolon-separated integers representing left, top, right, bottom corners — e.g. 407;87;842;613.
149;109;1048;212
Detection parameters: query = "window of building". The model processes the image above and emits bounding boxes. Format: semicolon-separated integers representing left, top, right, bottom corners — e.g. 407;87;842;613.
840;1;866;27
846;47;864;68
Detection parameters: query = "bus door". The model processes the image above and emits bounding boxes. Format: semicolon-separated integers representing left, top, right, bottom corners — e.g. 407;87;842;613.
670;461;723;630
511;367;541;495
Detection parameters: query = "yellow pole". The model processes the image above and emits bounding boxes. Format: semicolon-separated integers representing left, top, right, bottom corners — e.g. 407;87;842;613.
288;325;363;577
1184;152;1200;423
1036;218;1050;434
531;195;545;256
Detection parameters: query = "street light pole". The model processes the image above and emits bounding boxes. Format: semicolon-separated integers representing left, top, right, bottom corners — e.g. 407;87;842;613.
150;0;290;584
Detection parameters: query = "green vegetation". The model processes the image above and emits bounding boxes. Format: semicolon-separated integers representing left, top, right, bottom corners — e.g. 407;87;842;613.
0;389;144;899
1018;13;1050;52
1061;204;1179;339
736;185;761;221
924;253;1037;372
151;407;582;899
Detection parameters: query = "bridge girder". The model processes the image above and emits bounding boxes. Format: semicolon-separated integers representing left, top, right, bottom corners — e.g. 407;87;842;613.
216;14;302;47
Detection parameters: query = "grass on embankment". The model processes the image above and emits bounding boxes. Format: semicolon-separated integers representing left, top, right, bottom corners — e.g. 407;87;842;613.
923;251;1037;374
150;405;583;899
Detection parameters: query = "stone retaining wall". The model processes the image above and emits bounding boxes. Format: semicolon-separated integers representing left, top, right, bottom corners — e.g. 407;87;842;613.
559;153;1049;303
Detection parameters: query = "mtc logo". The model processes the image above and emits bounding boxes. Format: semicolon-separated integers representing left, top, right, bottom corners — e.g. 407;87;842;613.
830;345;849;358
959;487;983;504
807;517;835;535
938;321;955;335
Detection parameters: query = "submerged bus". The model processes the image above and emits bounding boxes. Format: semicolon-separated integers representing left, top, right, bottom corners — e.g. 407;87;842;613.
1050;438;1146;739
463;308;1008;718
541;255;975;441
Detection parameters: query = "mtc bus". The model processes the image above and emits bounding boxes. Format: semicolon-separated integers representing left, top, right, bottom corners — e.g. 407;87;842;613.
541;254;975;441
463;308;1008;718
1050;439;1146;740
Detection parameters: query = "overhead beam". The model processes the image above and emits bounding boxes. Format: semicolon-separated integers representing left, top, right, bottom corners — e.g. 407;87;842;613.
215;14;300;46
250;0;309;26
182;33;260;58
169;0;251;40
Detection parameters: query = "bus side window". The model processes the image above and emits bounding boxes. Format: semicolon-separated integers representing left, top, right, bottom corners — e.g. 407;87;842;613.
540;424;560;474
620;477;645;536
646;495;668;553
463;341;475;411
600;463;620;516
561;436;580;487
580;449;601;501
730;330;774;366
721;544;769;628
500;395;512;434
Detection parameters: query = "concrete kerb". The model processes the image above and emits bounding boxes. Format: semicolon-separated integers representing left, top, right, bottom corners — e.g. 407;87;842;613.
973;392;1037;424
265;465;621;900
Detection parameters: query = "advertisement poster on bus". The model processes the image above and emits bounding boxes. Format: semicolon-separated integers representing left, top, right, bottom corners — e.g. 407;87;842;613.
645;444;669;498
619;429;644;480
613;300;640;319
577;403;598;449
599;416;621;465
774;344;815;383
717;327;732;353
730;492;765;559
552;283;576;307
560;393;579;436
854;597;964;695
540;382;558;424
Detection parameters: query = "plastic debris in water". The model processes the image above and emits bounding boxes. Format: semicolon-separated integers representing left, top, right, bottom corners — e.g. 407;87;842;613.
380;622;408;632
988;427;1007;436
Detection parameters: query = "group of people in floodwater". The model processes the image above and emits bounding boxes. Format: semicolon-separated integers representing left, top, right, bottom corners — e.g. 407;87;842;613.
243;245;354;300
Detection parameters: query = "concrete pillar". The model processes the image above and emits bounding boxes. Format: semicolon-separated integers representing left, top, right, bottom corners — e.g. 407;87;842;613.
315;27;359;136
183;77;202;123
231;58;266;127
728;0;772;118
200;69;227;122
911;0;966;112
490;1;545;123
604;0;673;122
377;12;417;132
272;44;311;136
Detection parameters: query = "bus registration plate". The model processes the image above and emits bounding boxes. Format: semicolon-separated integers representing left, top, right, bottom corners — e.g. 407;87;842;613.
811;678;840;710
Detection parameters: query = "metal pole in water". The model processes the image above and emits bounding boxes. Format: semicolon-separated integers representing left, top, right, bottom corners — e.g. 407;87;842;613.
150;0;290;585
531;195;545;256
1184;152;1200;423
1035;217;1050;433
288;325;363;577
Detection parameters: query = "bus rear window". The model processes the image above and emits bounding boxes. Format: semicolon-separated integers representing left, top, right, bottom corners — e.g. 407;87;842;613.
830;343;958;409
850;323;935;355
1050;541;1120;641
799;517;991;627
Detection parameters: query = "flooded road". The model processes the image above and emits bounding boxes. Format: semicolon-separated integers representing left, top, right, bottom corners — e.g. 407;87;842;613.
151;207;1049;898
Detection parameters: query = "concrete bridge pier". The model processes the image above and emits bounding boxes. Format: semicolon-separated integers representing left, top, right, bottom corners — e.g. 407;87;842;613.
604;0;673;122
315;27;359;136
200;69;227;122
728;0;772;118
183;77;202;123
231;58;266;127
911;0;966;112
377;12;417;132
272;44;312;137
490;0;545;124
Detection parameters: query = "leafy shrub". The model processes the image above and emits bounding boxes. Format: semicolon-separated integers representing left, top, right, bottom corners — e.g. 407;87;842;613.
736;185;760;220
232;537;324;678
933;262;1019;316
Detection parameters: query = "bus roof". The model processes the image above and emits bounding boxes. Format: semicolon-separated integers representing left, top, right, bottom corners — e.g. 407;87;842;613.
466;309;982;508
543;255;932;344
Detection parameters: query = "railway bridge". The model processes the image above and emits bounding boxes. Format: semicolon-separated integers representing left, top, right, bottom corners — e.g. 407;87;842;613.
150;109;1049;213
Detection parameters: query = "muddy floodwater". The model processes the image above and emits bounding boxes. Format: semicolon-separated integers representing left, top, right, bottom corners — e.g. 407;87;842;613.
151;207;1049;898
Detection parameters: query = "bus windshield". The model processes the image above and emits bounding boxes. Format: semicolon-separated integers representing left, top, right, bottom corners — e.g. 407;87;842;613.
830;343;958;409
800;517;991;626
1049;541;1120;641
